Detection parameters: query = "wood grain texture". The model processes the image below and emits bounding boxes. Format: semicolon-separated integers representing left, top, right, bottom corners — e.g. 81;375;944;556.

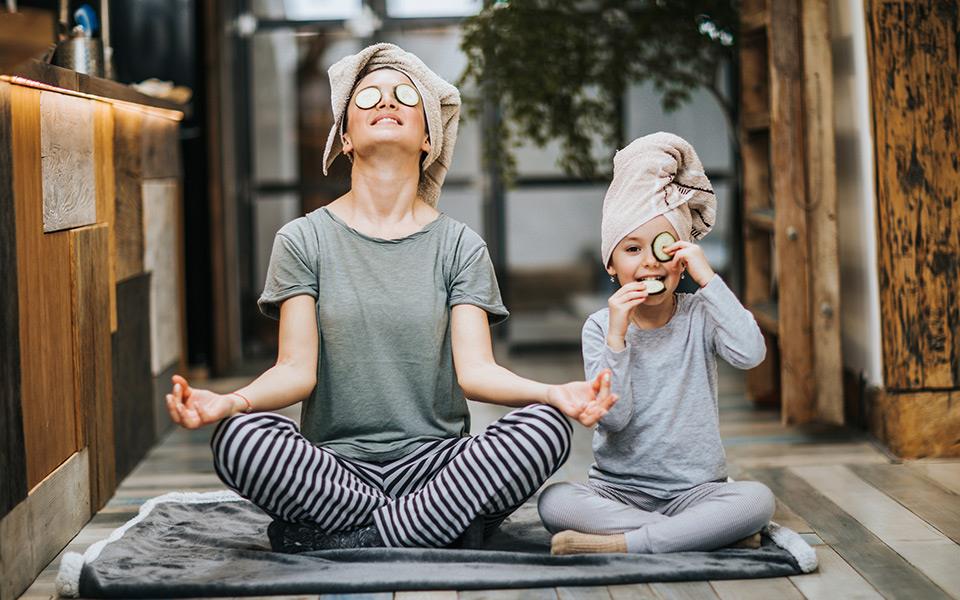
751;467;950;600
649;582;719;600
801;0;843;425
112;273;156;483
769;0;815;424
556;587;611;600
907;462;960;496
0;80;28;519
141;115;181;179
866;388;960;458
607;584;657;600
850;463;960;544
113;106;144;282
788;546;883;600
93;101;118;333
710;578;804;600
460;590;557;600
39;91;96;233
0;449;90;600
793;464;960;596
70;224;116;512
142;179;183;375
866;0;960;390
12;84;81;489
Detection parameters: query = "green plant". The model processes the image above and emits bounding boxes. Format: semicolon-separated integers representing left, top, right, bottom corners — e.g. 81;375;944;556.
459;0;738;182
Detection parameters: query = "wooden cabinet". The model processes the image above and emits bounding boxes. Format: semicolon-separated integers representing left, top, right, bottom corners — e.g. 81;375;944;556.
738;0;843;425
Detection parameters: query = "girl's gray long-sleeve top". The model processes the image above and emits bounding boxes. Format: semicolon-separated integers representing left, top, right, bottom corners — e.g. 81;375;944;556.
582;275;766;499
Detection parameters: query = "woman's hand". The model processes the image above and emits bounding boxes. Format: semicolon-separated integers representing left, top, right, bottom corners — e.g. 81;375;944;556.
545;369;618;428
664;240;716;287
607;282;648;350
165;374;242;429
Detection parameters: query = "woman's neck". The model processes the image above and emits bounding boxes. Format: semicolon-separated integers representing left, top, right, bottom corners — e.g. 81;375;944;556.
329;155;438;238
630;294;677;330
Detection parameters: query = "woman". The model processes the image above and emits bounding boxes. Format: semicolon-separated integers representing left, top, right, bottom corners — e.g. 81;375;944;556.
166;43;616;552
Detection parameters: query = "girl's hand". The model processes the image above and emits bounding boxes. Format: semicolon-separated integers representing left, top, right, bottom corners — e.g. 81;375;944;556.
664;240;716;287
607;281;648;349
165;374;242;429
546;369;618;428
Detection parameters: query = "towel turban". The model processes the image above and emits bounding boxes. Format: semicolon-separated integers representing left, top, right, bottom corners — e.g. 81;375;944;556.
600;132;716;266
322;42;461;208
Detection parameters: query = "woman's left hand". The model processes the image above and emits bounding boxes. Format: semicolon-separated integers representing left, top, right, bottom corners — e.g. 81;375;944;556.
545;369;618;428
664;240;716;287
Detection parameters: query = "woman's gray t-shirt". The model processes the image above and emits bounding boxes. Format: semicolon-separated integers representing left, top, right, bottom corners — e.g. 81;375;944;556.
258;207;508;462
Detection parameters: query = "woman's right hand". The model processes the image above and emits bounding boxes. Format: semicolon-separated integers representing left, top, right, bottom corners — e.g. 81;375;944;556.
607;281;647;350
165;374;241;429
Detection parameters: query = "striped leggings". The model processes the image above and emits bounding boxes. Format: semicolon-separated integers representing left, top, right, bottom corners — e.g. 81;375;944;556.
538;478;775;553
211;403;572;548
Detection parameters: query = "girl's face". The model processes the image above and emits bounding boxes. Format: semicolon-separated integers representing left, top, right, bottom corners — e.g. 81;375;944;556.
606;215;684;308
341;69;430;161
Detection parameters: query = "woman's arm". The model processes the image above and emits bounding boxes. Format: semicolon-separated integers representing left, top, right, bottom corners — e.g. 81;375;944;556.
451;304;616;427
166;294;318;428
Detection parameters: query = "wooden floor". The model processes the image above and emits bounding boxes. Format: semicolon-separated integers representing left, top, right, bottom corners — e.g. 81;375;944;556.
19;348;960;599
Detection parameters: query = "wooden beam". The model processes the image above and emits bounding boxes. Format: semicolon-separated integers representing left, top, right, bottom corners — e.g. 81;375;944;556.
769;0;815;424
204;0;243;374
70;224;116;511
866;387;960;458
801;0;843;425
866;1;960;390
0;80;28;519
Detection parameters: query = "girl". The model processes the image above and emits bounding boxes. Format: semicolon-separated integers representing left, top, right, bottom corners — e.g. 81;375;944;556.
537;132;775;555
165;43;616;553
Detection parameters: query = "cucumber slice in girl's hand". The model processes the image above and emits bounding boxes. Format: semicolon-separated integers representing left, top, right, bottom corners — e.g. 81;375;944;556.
652;231;676;262
643;279;666;295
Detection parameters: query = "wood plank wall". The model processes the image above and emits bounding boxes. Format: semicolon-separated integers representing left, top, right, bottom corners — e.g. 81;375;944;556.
0;78;184;597
0;81;28;519
866;0;960;457
112;273;156;482
70;224;116;511
11;84;81;488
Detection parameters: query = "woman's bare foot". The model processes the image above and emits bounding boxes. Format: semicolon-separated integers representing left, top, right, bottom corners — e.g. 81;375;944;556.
550;530;628;555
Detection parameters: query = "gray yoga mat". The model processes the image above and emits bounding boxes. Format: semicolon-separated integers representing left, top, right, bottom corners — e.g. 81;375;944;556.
57;490;816;598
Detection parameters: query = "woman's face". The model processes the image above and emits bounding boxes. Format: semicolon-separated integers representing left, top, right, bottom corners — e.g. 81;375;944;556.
341;69;430;161
606;215;684;308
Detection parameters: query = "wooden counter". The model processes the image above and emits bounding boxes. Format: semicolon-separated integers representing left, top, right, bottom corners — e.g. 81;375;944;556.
0;60;186;600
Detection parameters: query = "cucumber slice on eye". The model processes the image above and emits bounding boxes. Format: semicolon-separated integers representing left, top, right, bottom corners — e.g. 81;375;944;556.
354;86;382;109
643;279;666;295
652;231;676;262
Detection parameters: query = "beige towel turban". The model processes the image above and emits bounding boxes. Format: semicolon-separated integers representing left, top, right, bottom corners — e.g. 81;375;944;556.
322;42;461;208
600;132;716;266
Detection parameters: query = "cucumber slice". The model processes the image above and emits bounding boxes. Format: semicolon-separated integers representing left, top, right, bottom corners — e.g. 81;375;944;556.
643;279;666;295
652;231;676;262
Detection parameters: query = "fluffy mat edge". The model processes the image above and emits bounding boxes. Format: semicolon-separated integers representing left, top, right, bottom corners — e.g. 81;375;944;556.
55;490;242;598
766;521;818;573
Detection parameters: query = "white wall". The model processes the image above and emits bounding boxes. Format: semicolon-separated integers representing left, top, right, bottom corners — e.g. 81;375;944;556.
831;0;884;387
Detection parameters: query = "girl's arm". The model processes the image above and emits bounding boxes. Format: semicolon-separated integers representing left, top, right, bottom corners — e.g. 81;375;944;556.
582;316;635;432
699;276;766;369
451;304;616;428
166;294;318;428
665;240;765;369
